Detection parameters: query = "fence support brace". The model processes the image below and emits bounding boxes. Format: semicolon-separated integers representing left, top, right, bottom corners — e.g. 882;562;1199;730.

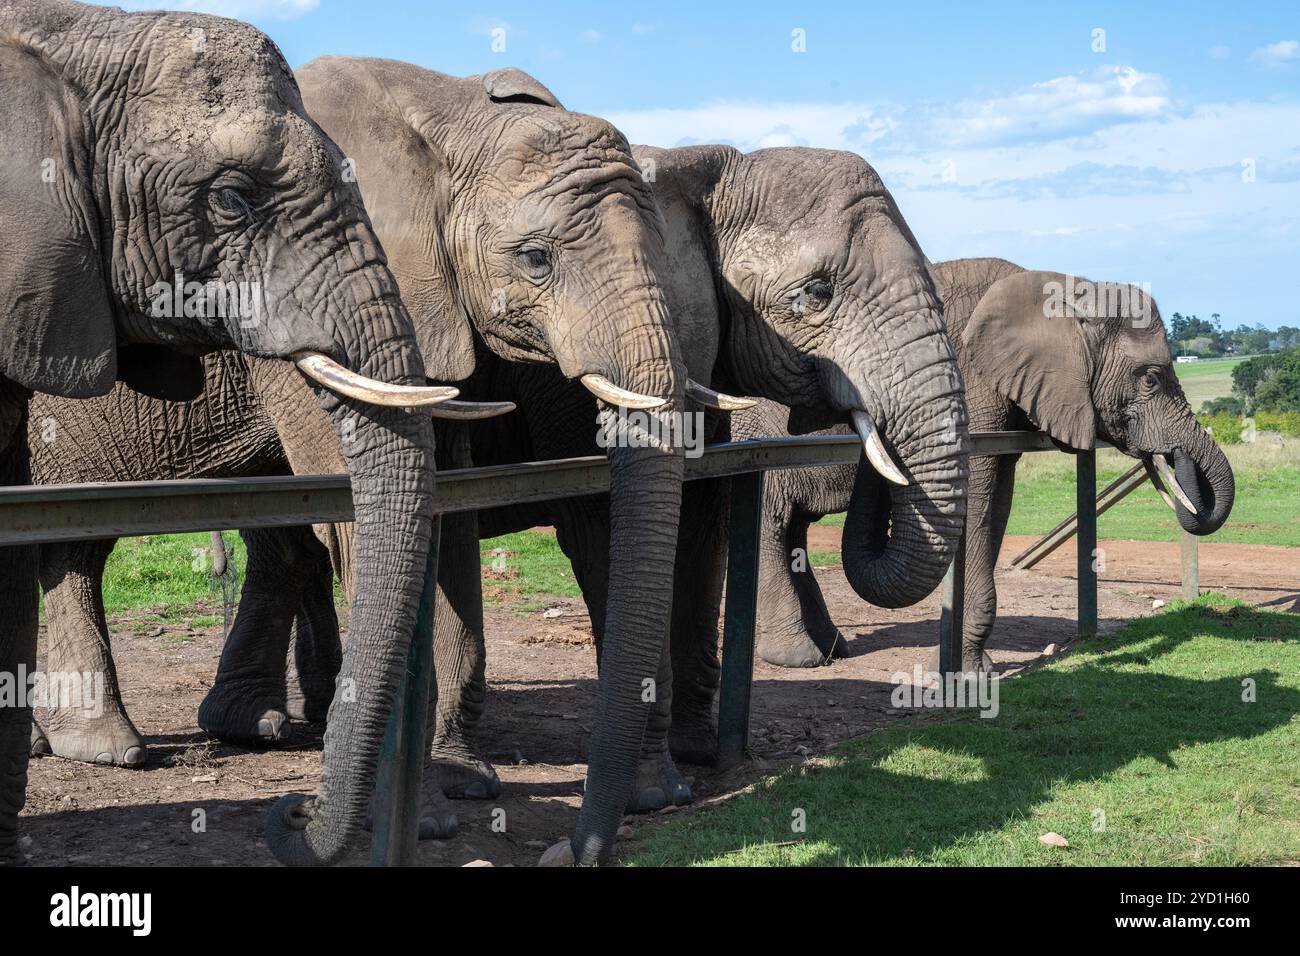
717;471;765;769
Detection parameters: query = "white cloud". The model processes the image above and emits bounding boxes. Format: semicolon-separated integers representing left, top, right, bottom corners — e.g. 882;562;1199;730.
606;101;895;153
1208;45;1231;60
915;66;1170;148
579;29;601;44
105;0;319;19
1248;40;1299;68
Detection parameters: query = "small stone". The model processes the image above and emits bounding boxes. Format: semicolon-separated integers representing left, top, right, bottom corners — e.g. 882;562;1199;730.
191;774;218;784
1152;599;1166;610
542;607;564;618
538;839;575;867
658;804;680;815
616;825;634;840
1038;832;1069;848
1043;643;1058;656
463;859;493;867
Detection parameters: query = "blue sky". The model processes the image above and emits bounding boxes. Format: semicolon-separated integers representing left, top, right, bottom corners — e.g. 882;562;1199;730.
105;1;1299;329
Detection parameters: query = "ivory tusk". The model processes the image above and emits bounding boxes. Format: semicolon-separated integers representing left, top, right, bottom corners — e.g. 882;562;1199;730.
579;373;666;410
851;409;909;486
686;379;757;411
1151;453;1199;516
429;399;517;421
295;352;460;407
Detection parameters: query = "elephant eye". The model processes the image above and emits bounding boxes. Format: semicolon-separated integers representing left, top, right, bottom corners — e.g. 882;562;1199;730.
1142;368;1161;390
209;187;255;225
792;278;834;314
517;246;553;280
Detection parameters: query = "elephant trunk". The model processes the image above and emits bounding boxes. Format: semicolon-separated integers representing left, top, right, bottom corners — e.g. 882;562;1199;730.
839;304;970;608
1151;405;1235;536
570;317;685;865
264;302;436;866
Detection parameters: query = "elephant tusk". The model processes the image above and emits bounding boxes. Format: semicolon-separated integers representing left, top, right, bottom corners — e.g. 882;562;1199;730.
686;379;757;411
851;410;909;486
1151;453;1199;516
429;399;517;421
294;352;460;408
579;373;666;410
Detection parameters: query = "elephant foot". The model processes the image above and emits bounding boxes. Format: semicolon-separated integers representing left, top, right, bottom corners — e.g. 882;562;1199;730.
625;748;692;814
284;681;331;724
197;682;290;745
37;706;147;767
668;711;718;767
758;625;848;668
428;737;500;800
363;778;459;841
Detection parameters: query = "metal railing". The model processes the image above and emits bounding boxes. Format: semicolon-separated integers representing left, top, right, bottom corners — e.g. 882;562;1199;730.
0;430;1171;865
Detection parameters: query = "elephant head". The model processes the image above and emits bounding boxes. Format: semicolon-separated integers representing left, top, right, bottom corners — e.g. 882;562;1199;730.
293;58;688;865
638;145;971;609
960;267;1234;534
0;1;469;867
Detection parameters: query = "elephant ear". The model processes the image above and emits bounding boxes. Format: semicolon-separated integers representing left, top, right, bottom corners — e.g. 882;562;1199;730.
482;69;563;108
961;270;1097;450
0;42;117;398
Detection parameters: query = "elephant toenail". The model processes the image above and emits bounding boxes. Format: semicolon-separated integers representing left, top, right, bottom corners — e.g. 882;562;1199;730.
463;782;487;799
94;752;114;765
122;747;146;767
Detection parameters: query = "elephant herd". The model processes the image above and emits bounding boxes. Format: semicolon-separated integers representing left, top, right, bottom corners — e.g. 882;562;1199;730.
0;1;1233;867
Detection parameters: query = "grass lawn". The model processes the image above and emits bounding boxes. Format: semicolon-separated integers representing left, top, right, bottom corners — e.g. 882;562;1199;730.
1172;357;1242;410
628;595;1300;866
101;531;246;620
481;530;580;604
821;438;1300;548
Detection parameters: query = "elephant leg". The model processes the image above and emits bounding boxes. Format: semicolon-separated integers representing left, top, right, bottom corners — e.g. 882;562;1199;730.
666;476;728;766
427;507;499;801
961;454;1019;671
197;526;317;743
756;496;847;667
284;540;341;724
36;539;146;766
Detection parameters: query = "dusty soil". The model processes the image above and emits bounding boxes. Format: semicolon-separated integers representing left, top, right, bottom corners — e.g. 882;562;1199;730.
19;535;1299;867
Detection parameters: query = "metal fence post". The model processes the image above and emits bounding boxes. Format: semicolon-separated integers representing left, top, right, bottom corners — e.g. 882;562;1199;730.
1180;529;1199;600
938;527;966;678
1076;450;1098;639
717;470;764;769
370;515;440;866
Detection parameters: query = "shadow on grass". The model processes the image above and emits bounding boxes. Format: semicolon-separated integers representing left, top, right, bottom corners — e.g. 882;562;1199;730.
633;599;1300;865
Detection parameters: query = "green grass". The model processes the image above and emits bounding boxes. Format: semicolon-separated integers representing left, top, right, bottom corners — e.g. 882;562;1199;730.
480;530;580;600
1172;357;1242;410
821;438;1300;548
629;595;1300;866
101;532;246;619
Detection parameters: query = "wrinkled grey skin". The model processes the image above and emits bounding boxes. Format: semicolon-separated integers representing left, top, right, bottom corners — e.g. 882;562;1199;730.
27;353;336;767
746;257;1235;671
0;1;437;868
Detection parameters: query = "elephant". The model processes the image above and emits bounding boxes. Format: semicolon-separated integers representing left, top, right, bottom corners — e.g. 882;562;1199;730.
25;56;697;866
317;144;972;827
739;257;1235;671
0;0;476;867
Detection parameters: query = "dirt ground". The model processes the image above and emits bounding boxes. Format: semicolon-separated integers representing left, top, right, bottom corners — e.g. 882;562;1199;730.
19;534;1300;866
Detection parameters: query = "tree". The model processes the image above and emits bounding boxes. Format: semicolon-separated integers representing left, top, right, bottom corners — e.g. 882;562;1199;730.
1253;347;1300;413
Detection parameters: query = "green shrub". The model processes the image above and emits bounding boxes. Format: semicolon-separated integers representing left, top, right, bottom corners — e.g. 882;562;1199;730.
1255;410;1300;437
1197;414;1244;443
1199;396;1244;417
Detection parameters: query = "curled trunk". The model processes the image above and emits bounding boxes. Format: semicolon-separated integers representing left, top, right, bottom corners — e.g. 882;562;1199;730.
839;307;970;608
1147;407;1234;536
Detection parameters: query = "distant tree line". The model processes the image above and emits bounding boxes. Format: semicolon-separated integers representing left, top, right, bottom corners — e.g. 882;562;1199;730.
1199;347;1300;416
1167;312;1300;358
